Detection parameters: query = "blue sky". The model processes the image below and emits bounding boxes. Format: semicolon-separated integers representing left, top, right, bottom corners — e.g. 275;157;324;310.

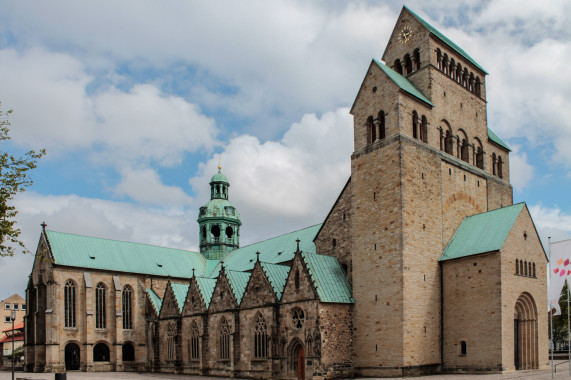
0;0;570;298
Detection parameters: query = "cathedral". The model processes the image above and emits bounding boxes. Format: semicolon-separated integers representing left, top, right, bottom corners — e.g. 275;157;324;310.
24;6;548;379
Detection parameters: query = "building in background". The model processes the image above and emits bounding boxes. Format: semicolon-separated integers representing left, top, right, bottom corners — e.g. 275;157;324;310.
24;6;547;378
0;294;25;328
0;322;24;368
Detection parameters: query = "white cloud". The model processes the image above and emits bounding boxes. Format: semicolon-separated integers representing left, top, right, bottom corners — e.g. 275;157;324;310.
114;167;193;206
529;204;571;248
0;48;219;166
190;107;353;245
508;145;534;191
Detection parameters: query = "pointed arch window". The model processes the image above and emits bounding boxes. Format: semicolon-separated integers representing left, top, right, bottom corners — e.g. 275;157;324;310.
167;323;177;361
294;270;300;291
64;280;76;328
219;318;231;360
122;285;133;330
95;283;106;329
254;314;268;359
190;321;200;360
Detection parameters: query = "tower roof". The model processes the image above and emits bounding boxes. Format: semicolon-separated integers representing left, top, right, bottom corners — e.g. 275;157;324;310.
210;170;229;184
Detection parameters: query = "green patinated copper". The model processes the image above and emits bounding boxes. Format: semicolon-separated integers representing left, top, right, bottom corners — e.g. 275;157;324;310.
374;59;434;107
488;128;511;151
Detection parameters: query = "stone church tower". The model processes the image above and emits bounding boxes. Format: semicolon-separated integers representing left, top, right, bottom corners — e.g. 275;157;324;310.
335;5;543;377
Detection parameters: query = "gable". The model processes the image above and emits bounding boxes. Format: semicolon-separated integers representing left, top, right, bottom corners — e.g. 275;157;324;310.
146;288;162;317
281;253;318;303
240;263;277;308
196;277;217;308
349;60;401;115
159;284;182;318
208;271;237;313
182;280;207;316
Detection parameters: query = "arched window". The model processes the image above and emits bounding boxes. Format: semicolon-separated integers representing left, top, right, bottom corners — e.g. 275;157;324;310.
475;77;482;97
445;130;454;155
456;63;463;83
95;283;106;329
524;261;528;276
463;68;469;87
516;259;519;275
533;263;536;278
190;321;200;360
122;285;132;330
93;342;110;362
64;280;76;328
167;323;177;361
469;73;475;92
520;260;524;275
442;54;449;75
476;146;484;169
492;153;497;175
497;156;503;178
436;48;442;71
122;342;135;362
254;314;268;359
528;262;532;277
367;116;375;144
449;58;456;79
412;111;419;139
377;111;386;140
414;48;420;70
421;115;428;143
461;139;469;163
394;59;403;75
460;341;467;356
294;270;300;291
219;318;230;360
404;54;412;75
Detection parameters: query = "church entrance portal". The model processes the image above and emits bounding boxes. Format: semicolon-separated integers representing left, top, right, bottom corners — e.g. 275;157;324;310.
289;339;305;380
65;343;80;370
514;292;538;370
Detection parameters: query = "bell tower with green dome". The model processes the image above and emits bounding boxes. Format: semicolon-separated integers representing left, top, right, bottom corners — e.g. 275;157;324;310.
197;164;241;259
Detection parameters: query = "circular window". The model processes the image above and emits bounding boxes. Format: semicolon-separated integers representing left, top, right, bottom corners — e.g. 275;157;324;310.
291;308;305;329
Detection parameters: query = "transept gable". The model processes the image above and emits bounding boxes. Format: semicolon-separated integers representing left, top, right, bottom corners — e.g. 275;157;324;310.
182;278;207;316
349;60;401;116
281;248;318;303
159;281;184;319
241;260;279;308
208;268;238;313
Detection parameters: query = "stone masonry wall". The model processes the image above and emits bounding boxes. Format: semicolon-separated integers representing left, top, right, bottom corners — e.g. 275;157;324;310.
442;253;503;371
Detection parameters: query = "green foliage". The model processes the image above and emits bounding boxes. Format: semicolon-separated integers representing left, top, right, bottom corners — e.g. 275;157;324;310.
0;103;45;256
551;282;570;349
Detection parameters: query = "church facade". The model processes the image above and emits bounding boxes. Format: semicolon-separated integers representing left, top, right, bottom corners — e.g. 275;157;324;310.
24;6;548;379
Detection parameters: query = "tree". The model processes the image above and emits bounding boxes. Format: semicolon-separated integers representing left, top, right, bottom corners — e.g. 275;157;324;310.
0;103;45;256
551;281;570;350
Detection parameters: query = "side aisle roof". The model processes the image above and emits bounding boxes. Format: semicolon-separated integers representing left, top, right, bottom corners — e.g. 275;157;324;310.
440;203;525;261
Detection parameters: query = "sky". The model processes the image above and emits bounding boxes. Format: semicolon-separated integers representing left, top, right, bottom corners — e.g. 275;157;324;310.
0;0;570;299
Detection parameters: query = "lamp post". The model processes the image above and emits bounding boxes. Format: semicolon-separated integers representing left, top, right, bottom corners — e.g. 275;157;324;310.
10;310;15;380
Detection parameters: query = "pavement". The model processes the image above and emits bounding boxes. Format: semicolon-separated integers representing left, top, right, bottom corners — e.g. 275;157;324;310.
2;362;571;380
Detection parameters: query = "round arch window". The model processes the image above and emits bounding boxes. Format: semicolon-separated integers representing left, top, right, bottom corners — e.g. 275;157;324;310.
211;225;220;238
226;226;234;238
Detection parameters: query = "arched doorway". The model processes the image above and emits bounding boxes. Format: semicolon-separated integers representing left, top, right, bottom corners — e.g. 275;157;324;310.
289;339;305;380
93;342;110;362
514;292;538;370
122;342;135;361
64;343;80;370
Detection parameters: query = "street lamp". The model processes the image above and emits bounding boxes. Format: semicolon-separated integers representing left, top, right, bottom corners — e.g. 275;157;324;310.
10;310;15;380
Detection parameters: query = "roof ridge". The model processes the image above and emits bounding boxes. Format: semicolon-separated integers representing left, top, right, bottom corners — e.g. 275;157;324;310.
373;59;434;107
403;6;487;74
46;229;198;253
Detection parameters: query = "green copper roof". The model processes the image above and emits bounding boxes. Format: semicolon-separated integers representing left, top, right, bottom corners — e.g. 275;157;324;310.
211;170;229;184
170;283;189;313
226;270;251;304
488;128;511;151
45;230;207;278
373;59;434;107
208;224;321;276
302;252;354;304
404;6;487;74
260;262;290;300
195;277;217;307
146;288;162;314
198;198;241;222
440;203;525;261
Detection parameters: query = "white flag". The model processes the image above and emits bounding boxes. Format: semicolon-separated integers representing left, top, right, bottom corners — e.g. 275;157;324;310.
548;239;571;315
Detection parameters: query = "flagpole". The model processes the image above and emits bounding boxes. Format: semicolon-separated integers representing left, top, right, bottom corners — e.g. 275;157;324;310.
549;236;553;378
